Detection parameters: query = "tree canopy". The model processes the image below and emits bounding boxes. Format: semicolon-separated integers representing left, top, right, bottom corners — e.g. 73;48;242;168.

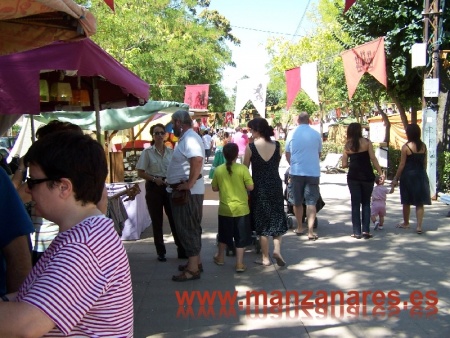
265;0;450;134
85;0;240;112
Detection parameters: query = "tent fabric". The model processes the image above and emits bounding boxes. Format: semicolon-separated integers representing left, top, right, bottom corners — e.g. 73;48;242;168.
0;38;150;116
35;101;189;131
7;116;45;162
0;0;96;56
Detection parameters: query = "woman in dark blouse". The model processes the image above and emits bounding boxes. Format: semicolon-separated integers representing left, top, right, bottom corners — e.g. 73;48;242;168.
342;123;383;239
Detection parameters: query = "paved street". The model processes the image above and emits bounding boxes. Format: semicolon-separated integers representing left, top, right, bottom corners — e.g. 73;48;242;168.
124;156;450;337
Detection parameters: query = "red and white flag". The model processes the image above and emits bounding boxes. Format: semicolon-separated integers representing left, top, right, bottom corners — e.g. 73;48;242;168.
285;62;319;110
341;37;387;100
344;0;357;13
184;84;210;110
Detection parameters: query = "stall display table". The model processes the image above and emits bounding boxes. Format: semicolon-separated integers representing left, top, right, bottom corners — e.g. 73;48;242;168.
106;180;151;240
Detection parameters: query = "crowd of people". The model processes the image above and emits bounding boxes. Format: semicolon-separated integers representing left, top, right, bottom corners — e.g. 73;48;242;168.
0;110;432;336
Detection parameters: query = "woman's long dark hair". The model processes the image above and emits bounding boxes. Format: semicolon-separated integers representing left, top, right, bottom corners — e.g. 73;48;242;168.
346;123;363;152
247;117;274;142
223;143;238;175
406;123;424;152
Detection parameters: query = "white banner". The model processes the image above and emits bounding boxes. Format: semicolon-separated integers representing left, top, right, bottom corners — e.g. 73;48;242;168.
301;62;319;105
234;77;268;118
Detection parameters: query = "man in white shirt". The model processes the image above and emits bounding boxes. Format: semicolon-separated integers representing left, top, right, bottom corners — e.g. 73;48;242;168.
167;110;205;282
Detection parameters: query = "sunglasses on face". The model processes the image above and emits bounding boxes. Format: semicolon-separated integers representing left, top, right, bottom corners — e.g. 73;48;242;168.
26;177;53;190
153;132;165;136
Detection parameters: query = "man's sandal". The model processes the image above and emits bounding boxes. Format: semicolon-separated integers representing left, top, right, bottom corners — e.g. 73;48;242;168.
172;269;200;282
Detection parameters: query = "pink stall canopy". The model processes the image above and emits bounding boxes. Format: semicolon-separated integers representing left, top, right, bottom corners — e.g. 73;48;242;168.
0;38;150;116
0;0;96;56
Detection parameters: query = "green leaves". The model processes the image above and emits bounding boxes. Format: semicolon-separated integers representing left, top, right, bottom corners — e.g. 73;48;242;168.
87;0;236;109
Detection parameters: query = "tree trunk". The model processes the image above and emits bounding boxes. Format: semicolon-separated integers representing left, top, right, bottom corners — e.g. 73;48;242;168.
437;91;449;151
437;63;450;152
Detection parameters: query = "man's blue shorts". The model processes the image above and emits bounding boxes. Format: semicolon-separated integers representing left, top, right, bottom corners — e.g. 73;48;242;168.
290;175;320;206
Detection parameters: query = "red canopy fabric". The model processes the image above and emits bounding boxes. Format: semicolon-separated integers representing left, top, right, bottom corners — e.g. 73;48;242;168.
0;38;150;115
0;0;96;56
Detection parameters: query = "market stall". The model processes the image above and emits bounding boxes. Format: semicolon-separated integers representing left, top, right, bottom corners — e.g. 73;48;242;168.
0;0;96;56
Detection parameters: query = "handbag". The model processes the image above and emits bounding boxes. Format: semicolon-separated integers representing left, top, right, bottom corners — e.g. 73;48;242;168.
172;189;191;205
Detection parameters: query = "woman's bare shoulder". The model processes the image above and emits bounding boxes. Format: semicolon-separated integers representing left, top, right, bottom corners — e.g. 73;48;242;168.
360;138;371;150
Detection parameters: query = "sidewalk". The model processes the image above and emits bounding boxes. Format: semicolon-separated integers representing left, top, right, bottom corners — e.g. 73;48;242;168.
124;157;450;338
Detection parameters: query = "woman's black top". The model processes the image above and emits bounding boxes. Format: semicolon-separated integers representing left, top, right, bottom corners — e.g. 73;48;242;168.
347;150;375;182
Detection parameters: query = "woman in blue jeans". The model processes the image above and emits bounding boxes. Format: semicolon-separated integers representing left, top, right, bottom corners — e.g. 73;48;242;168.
342;123;383;239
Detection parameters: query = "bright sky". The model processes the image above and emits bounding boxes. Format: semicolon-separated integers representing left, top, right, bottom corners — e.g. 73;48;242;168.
208;0;318;93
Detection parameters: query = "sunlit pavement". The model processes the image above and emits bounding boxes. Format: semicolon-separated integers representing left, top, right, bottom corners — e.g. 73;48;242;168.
124;155;450;338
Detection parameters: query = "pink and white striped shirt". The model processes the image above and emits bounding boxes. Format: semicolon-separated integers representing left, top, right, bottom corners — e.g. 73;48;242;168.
17;216;133;337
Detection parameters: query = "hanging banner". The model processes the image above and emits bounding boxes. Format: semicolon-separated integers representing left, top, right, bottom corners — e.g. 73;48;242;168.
285;61;319;109
184;84;210;110
234;77;268;118
225;111;234;124
341;37;387;100
344;0;357;13
285;67;300;110
201;117;208;127
103;0;115;11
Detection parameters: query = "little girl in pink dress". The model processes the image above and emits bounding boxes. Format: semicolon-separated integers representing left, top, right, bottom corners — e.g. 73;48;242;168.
371;176;394;230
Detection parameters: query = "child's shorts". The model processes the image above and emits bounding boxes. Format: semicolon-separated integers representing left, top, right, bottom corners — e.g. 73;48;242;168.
371;201;386;217
217;214;252;248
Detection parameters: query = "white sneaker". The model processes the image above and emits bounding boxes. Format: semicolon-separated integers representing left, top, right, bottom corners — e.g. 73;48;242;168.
374;221;379;230
378;225;383;230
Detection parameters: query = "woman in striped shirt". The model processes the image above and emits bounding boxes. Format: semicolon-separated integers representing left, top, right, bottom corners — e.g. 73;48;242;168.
0;131;133;337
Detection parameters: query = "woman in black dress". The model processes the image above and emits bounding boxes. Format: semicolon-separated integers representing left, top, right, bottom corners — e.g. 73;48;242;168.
391;124;431;234
342;123;383;239
243;118;287;266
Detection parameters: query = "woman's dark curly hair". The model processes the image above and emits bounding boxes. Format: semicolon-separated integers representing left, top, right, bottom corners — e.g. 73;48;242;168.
247;117;274;142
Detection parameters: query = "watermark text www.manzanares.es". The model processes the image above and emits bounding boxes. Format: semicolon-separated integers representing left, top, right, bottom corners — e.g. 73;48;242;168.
175;289;438;320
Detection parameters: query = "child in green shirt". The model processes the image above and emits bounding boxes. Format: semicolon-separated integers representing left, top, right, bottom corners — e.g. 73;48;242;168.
211;143;254;272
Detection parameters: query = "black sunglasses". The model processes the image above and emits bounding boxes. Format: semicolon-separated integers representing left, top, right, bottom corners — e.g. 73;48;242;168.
26;177;54;190
153;131;165;136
